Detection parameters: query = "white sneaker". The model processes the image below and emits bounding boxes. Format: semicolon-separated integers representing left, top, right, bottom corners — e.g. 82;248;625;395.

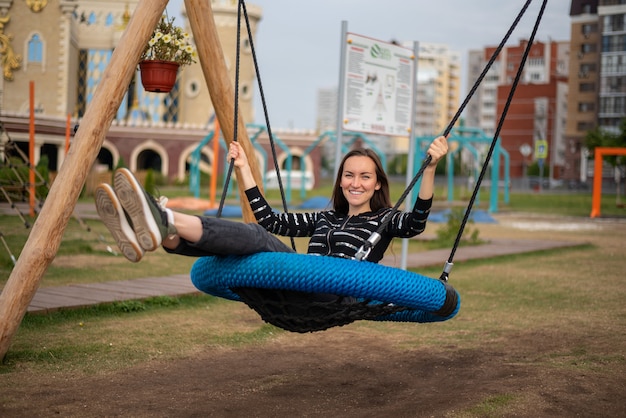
94;183;144;262
113;168;177;252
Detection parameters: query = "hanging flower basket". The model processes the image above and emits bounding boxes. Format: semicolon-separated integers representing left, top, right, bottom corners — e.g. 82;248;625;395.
139;60;180;93
138;15;196;93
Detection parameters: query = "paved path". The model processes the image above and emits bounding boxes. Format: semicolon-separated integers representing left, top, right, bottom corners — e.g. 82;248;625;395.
28;275;196;313
25;238;579;314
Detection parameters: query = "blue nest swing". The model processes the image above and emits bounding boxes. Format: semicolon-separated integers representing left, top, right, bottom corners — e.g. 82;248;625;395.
191;252;460;332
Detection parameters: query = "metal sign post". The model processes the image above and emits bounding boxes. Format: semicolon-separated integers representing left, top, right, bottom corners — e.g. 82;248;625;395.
535;138;548;191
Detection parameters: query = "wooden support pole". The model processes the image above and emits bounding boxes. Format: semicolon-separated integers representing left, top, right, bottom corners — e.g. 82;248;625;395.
185;0;262;223
0;0;169;361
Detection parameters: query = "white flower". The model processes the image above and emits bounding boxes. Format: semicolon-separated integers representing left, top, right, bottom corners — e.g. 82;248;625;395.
140;15;196;67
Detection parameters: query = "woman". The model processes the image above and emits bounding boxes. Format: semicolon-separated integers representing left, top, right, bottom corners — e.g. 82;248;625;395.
94;136;448;264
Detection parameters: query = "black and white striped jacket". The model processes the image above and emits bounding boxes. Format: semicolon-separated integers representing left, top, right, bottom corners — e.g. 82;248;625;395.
245;187;432;263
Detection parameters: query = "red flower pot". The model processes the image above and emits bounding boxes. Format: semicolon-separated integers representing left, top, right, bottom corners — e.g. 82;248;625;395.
139;60;180;93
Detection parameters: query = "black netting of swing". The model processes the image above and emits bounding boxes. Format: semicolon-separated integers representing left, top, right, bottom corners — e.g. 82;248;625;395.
233;288;409;333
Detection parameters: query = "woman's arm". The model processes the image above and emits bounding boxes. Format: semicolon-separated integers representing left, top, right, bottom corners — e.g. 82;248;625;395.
245;186;317;237
385;135;448;238
418;135;448;200
229;142;317;237
228;141;257;190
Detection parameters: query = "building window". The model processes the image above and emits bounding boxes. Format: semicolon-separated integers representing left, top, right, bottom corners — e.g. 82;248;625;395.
602;34;626;53
241;38;252;54
601;76;625;93
578;102;595;112
579;82;596;92
599;118;622;131
601;55;626;74
580;63;596;73
27;33;43;63
576;121;595;132
76;50;88;117
582;23;598;36
600;96;626;115
604;13;625;33
580;43;596;54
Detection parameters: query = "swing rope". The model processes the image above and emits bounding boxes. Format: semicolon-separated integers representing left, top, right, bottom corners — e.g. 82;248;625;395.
216;2;242;218
217;0;296;250
440;0;548;280
355;0;547;283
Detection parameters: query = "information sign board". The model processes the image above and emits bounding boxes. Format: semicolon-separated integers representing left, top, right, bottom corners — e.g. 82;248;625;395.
341;33;415;137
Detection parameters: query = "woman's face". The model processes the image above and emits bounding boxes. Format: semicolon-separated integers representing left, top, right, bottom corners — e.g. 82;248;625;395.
340;155;381;215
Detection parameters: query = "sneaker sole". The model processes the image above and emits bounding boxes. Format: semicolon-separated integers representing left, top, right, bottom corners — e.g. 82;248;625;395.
114;168;161;251
94;184;144;263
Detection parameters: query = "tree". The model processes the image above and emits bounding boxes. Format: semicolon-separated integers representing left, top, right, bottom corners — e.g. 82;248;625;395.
585;118;626;206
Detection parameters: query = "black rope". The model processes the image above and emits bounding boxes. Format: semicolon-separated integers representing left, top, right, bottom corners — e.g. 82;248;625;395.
354;0;539;265
240;0;296;250
216;1;243;218
439;0;548;281
217;0;296;250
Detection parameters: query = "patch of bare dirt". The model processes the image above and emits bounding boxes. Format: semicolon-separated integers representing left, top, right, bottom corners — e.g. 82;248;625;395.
1;328;624;417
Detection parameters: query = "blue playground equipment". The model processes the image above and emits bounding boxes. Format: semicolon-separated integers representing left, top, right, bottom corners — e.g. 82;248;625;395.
188;123;295;203
414;126;510;213
245;124;294;202
190;125;509;213
189;130;216;198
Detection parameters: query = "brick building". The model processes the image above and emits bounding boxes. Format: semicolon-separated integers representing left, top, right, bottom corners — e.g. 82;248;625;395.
467;39;569;181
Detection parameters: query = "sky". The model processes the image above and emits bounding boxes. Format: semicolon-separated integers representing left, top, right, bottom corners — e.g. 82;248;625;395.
167;0;572;131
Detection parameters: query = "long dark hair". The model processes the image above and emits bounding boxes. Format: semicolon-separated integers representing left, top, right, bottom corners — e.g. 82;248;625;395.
331;148;392;215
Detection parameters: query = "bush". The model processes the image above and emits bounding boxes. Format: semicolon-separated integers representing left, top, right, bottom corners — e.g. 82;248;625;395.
144;168;156;196
0;156;50;202
434;207;483;247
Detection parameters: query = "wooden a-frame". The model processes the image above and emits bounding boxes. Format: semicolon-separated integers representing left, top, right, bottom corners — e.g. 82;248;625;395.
0;0;263;360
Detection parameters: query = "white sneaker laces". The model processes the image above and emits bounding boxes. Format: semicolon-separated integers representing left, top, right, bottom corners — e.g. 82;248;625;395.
157;196;169;210
156;196;177;238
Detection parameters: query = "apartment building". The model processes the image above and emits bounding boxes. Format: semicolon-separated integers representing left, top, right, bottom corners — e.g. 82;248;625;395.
466;39;569;180
564;0;625;184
